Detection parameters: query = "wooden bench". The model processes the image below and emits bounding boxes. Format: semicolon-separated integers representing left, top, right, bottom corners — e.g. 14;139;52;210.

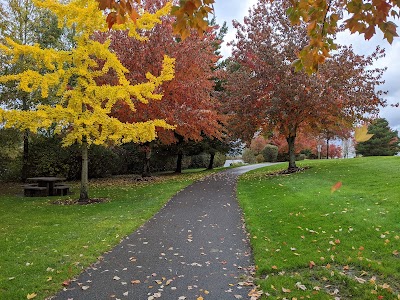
23;185;48;197
54;185;70;196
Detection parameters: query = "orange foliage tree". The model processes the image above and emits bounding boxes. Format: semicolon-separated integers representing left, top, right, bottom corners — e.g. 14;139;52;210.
95;0;399;73
95;0;225;174
225;0;385;171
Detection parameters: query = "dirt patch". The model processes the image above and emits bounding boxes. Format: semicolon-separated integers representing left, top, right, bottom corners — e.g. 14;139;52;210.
267;166;311;176
50;198;110;205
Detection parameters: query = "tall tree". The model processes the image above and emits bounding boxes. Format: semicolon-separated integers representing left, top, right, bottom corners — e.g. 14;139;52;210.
95;0;399;73
101;0;225;175
0;0;63;181
0;0;175;202
356;118;400;156
225;0;385;171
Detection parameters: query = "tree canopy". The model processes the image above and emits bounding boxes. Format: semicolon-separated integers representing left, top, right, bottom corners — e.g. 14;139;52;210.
0;0;176;200
225;0;386;170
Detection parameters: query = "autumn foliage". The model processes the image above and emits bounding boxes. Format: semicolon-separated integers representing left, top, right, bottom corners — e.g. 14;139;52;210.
225;0;385;170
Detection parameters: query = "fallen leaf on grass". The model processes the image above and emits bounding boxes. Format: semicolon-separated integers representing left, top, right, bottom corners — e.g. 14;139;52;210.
282;287;291;293
62;280;71;286
295;282;307;291
393;250;399;256
309;261;316;269
331;182;342;193
27;293;37;299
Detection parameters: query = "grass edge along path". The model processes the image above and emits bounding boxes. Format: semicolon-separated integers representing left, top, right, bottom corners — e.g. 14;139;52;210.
238;157;400;300
0;169;217;300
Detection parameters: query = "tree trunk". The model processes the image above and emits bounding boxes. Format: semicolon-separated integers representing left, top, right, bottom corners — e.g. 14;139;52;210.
207;153;215;170
21;129;29;182
21;94;29;182
79;139;89;203
175;150;183;173
142;145;152;177
326;138;330;159
286;135;297;170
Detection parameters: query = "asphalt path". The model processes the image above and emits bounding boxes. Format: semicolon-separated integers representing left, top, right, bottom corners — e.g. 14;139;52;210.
51;163;276;300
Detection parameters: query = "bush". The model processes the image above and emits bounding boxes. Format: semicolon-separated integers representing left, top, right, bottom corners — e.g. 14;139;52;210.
296;153;306;161
256;154;265;163
242;148;257;164
262;144;278;162
214;152;226;168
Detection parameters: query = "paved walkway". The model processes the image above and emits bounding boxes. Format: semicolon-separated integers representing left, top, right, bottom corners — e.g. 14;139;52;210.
52;164;274;300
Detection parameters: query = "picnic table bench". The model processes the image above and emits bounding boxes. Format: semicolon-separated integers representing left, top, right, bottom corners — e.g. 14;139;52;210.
24;177;70;197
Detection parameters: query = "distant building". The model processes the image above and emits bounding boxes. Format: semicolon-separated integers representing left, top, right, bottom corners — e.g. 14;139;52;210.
342;138;356;158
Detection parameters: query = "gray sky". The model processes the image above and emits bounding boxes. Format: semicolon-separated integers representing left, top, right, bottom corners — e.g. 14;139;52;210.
213;0;400;132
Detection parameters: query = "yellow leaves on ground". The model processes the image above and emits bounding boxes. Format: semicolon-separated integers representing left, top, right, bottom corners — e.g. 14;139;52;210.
355;125;374;142
26;293;37;299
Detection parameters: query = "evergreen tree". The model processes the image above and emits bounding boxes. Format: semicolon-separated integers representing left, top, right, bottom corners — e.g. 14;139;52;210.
356;118;400;156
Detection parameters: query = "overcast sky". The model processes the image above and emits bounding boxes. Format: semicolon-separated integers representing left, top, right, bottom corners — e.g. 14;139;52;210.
213;0;400;132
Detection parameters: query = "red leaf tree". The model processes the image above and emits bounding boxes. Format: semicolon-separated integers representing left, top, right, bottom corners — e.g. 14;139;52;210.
225;0;386;171
95;0;225;175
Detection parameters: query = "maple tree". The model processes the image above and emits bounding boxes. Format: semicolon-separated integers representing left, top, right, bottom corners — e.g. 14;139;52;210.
225;0;385;171
98;0;225;175
0;0;175;201
95;0;399;74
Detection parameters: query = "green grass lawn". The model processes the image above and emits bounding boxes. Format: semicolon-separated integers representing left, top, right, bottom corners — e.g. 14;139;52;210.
0;170;214;300
238;157;400;299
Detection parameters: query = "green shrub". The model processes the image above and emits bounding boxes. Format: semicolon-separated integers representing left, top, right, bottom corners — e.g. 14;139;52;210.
262;144;278;162
256;154;265;163
296;153;306;161
214;152;226;168
242;148;257;164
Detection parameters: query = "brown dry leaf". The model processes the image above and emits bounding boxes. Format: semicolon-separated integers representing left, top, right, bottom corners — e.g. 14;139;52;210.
27;293;37;299
309;261;316;269
271;265;278;270
62;280;71;286
197;297;204;300
131;279;141;284
393;250;399;256
282;287;291;293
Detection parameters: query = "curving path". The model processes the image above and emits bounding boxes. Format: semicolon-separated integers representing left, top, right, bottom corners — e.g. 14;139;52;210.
52;163;275;300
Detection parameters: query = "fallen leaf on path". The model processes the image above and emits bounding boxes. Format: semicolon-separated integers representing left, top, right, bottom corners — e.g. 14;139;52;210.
131;280;140;284
81;286;90;290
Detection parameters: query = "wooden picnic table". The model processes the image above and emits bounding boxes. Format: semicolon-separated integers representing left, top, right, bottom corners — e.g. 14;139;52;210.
26;177;67;196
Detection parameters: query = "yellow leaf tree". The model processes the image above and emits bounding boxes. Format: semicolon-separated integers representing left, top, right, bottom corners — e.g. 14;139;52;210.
0;0;175;202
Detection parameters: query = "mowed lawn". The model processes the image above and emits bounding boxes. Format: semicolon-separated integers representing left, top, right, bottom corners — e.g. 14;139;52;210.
0;171;214;300
238;157;400;299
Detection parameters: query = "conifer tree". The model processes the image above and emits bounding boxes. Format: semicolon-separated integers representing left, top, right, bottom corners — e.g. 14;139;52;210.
356;118;400;156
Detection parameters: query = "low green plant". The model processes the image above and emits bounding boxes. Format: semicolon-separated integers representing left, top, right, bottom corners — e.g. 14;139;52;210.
238;157;400;299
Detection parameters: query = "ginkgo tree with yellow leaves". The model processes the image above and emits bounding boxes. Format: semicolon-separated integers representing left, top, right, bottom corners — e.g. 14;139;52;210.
0;0;175;202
